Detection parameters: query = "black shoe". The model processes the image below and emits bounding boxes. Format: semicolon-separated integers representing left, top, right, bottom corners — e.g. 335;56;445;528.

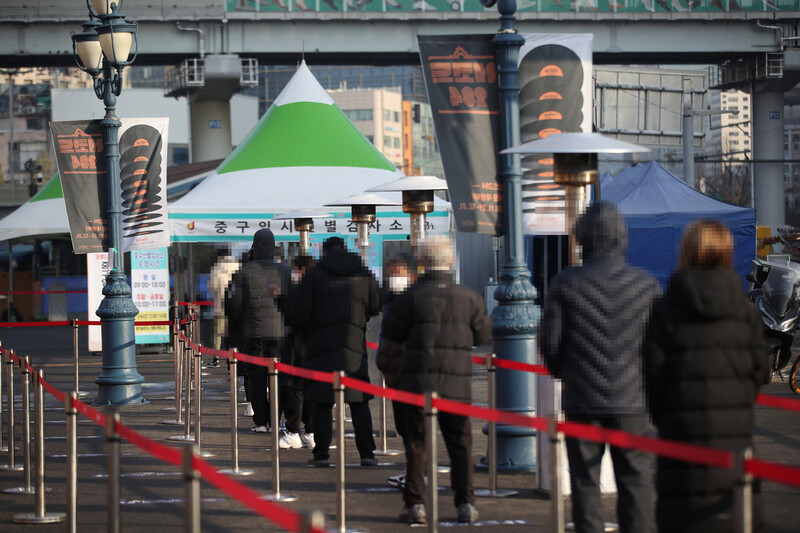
360;456;378;466
398;504;426;524
207;358;220;368
307;457;331;468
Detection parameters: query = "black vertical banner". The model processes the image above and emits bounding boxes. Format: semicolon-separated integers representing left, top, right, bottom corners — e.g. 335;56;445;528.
50;120;109;254
418;35;504;236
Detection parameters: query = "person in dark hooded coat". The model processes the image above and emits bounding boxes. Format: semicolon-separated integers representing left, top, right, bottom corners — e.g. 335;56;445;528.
539;202;660;533
644;219;767;533
294;236;381;466
227;228;291;433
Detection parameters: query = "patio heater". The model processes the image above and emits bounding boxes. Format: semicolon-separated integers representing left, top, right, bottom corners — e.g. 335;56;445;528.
503;132;648;265
274;209;327;256
366;175;447;247
324;193;400;257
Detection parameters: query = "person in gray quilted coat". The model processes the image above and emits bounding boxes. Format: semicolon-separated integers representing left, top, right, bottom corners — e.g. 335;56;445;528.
539;202;661;533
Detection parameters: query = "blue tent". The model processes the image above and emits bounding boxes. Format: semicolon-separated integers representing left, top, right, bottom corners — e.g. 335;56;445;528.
600;161;756;288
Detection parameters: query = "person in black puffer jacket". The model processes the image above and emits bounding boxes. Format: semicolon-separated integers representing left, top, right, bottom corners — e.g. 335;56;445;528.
227;228;291;433
381;236;493;525
294;236;381;466
539;202;661;533
644;220;767;533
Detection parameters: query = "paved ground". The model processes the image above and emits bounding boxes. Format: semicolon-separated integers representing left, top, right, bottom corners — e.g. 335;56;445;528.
0;323;798;532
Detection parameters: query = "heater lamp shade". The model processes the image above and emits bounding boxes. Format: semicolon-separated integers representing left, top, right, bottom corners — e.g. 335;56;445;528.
502;132;649;155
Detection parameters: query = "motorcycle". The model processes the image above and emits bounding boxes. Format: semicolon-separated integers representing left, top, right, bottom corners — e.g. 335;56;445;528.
747;256;800;384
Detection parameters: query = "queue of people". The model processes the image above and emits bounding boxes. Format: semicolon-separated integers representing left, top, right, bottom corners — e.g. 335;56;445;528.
206;205;766;530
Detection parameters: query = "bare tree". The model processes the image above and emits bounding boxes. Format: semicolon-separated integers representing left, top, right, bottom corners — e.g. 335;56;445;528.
698;159;751;208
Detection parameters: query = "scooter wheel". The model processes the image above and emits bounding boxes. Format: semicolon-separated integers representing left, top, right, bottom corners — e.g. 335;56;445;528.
790;358;800;396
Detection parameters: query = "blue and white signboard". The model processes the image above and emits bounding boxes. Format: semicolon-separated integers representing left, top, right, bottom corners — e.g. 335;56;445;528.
131;248;170;344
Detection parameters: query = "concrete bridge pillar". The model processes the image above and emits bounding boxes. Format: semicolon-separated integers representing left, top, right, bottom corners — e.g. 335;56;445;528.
752;90;785;233
181;54;251;163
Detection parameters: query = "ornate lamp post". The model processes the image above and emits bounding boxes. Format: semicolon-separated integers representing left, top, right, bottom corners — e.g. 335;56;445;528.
324;193;400;257
72;0;145;405
274;209;328;256
365;175;447;247
475;0;539;470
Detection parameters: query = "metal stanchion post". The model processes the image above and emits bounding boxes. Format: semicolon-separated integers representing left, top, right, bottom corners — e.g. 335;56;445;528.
66;392;78;533
265;357;296;502
220;349;253;476
0;341;6;453
72;320;89;397
549;417;565;533
5;356;33;493
476;354;517;498
171;313;178;355
1;349;22;470
374;373;402;457
333;371;361;533
106;412;121;533
300;510;326;533
426;392;438;533
734;447;753;533
193;345;213;457
13;370;65;524
183;444;201;533
169;341;194;442
162;335;184;422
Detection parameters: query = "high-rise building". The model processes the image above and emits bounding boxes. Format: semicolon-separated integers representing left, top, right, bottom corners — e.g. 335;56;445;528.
707;89;752;161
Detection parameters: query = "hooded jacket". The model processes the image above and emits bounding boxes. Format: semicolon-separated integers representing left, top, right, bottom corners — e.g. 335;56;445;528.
208;255;239;317
643;268;767;531
294;246;381;403
539;202;661;416
227;229;291;339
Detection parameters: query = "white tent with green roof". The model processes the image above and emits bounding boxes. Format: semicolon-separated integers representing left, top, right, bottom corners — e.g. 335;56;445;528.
169;60;417;244
0;174;69;242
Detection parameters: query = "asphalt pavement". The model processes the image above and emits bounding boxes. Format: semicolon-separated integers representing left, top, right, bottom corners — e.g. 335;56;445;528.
0;323;798;532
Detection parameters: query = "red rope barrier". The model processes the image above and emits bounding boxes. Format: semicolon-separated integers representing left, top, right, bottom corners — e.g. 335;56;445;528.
756;393;800;413
0;320;72;328
434;396;548;432
38;373;65;403
341;375;426;408
274;361;336;384
114;419;182;468
492;357;549;375
746;457;800;489
73;397;106;427
558;421;733;470
198;346;230;359
177;301;213;306
366;341;378;350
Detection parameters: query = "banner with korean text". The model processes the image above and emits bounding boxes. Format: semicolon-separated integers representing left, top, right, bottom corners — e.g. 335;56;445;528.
418;34;503;236
50;118;171;253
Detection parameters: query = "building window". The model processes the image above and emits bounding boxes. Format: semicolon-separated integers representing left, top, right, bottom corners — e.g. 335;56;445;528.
383;110;391;121
366;135;374;144
344;109;373;121
383;136;392;147
393;111;400;122
11;142;47;172
393;137;400;149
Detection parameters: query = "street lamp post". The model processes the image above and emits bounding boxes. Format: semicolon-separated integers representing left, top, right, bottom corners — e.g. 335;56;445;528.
478;0;539;470
72;0;145;406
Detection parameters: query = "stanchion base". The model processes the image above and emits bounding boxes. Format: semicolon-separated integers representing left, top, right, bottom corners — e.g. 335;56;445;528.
437;465;450;474
198;450;216;458
475;488;519;498
374;449;403;457
219;468;255;476
167;435;195;442
3;486;35;494
0;445;7;452
161;406;177;411
0;464;24;471
261;493;298;503
160;419;184;426
75;391;91;397
13;512;66;524
565;522;618;532
163;396;176;401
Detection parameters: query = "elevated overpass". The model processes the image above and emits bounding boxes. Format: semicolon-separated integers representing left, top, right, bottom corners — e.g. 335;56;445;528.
0;1;799;67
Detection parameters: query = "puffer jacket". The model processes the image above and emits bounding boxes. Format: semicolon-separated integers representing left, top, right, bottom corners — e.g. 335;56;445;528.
539;202;661;416
208;255;239;317
381;270;493;402
227;229;290;339
294;247;381;403
644;268;767;533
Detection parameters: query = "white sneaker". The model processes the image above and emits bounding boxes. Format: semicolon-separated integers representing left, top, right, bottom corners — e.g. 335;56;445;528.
387;469;406;489
300;431;315;449
250;425;269;433
243;403;254;417
279;431;303;449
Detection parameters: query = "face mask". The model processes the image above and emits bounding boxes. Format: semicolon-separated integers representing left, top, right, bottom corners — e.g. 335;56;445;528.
291;272;301;284
388;276;409;294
